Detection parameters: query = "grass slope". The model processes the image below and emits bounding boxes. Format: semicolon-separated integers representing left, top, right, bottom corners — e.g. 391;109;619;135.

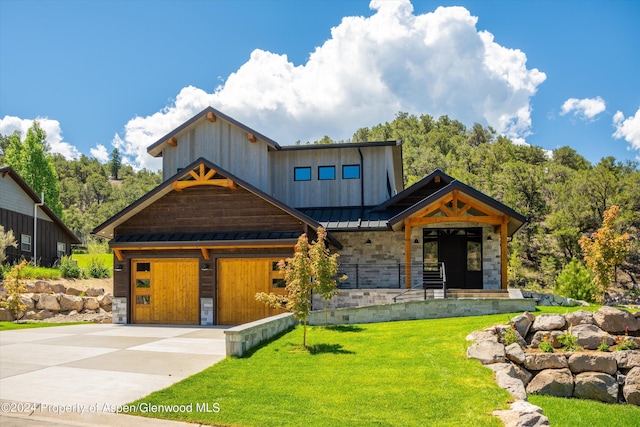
0;321;81;331
71;253;113;269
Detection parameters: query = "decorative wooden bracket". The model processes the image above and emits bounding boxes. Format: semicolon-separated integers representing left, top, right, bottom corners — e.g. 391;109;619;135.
207;111;216;122
247;132;257;143
172;164;237;191
167;136;177;147
113;248;124;261
200;247;210;260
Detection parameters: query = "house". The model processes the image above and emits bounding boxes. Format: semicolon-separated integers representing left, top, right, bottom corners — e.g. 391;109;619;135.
0;166;80;266
92;107;526;326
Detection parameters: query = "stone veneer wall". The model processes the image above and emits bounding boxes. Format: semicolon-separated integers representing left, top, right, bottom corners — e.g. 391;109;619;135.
200;297;213;326
307;298;536;326
224;312;297;357
111;297;127;324
334;224;502;290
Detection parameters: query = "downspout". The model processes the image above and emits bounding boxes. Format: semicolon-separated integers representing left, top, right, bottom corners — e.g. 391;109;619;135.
34;193;44;266
357;147;364;228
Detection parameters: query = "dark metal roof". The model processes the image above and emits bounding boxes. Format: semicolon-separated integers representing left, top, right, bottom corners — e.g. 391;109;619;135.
278;140;401;151
114;231;303;244
300;206;393;230
374;169;454;211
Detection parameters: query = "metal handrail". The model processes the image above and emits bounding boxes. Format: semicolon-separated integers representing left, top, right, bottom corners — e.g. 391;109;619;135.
392;262;447;302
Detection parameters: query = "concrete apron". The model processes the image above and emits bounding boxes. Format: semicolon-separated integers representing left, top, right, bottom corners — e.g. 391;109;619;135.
0;323;228;426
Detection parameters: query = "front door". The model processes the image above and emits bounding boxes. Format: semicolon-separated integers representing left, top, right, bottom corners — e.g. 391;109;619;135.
423;228;483;289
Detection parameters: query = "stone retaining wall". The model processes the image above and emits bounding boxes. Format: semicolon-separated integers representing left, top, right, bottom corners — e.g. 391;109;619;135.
224;312;297;357
307;298;536;326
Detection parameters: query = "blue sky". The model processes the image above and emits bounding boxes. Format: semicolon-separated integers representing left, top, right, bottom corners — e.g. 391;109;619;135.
1;0;639;171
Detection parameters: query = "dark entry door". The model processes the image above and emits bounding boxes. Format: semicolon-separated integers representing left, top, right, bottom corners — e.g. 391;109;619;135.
439;235;467;288
424;228;483;289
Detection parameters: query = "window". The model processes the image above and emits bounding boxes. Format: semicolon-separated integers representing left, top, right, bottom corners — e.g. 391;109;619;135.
342;164;360;179
318;166;335;180
136;295;151;305
136;262;151;272
57;242;66;258
294;167;311;181
21;234;31;252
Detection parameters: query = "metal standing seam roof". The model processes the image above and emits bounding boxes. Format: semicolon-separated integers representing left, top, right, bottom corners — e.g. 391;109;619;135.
300;207;393;230
113;231;304;244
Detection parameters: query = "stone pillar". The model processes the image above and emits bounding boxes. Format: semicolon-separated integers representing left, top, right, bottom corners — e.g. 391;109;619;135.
200;298;214;325
111;297;127;324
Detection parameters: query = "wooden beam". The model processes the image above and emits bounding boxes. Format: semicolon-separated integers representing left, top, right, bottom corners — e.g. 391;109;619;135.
167;136;177;147
407;215;505;227
207;111;216;122
113;248;123;261
201;247;210;260
501;217;508;289
172;178;237;191
458;203;472;216
438;201;454;217
404;224;412;289
452;190;459;216
247;133;257;143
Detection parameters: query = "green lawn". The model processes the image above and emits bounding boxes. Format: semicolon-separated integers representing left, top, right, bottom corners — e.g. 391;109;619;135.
71;253;113;269
126;306;640;426
0;321;81;331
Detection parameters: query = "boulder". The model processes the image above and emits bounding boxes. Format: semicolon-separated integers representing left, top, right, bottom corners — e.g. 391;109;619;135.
85;287;105;297
614;350;640;370
488;362;532;386
83;297;100;310
568;352;618;375
593;306;640;334
513;364;534;386
572;324;615;350
573;372;618;403
624;367;640;405
65;287;83;296
0;307;16;321
523;353;568;371
33;281;53;293
531;314;565;332
467;330;498;342
493;401;550;427
495;371;527;400
530;330;564;348
467;340;506;365
526;368;574;397
98;293;113;310
511;312;535;338
22;309;54;320
19;294;35;310
36;294;60;311
24;283;36;293
565;310;595;327
59;294;84;312
506;343;526;365
31;293;41;301
49;283;66;294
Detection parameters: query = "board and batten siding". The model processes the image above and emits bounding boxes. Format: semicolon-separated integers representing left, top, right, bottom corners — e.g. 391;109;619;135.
0;173;54;222
269;145;394;208
161;119;271;194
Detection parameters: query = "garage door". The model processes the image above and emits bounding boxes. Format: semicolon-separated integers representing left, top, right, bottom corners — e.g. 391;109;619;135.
217;258;286;325
132;259;199;324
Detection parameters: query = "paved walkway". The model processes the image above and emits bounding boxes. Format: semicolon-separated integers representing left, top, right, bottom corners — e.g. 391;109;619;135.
0;323;228;426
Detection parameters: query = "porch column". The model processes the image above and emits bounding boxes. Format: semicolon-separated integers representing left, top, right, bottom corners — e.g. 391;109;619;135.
404;223;412;289
501;217;508;289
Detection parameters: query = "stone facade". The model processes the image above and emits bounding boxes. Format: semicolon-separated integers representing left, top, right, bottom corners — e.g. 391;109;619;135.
224;312;297;357
111;297;127;324
200;297;214;326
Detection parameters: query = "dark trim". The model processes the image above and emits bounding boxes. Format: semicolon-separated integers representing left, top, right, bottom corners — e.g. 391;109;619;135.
317;165;336;180
374;169;455;211
111;238;300;249
278;140;401;151
294;166;312;181
342;164;361;180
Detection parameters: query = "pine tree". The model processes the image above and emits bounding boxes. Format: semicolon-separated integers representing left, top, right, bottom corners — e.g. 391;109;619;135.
109;148;122;180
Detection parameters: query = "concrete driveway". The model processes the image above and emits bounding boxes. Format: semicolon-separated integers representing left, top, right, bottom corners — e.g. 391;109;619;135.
0;323;227;426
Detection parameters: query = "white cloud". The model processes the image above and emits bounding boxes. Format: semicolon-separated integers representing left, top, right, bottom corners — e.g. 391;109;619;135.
0;115;81;159
612;107;640;154
90;144;109;163
116;0;546;170
560;96;606;121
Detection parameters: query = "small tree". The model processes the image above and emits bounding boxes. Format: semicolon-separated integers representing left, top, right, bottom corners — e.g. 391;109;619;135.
554;259;598;303
0;225;17;265
109;148;122;180
0;261;28;319
256;227;344;346
579;205;631;298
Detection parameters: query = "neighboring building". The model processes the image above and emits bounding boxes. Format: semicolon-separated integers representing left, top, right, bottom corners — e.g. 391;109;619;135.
0;166;80;266
93;107;526;326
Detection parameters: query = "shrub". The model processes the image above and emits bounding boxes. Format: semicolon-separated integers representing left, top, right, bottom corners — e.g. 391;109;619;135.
554;259;599;303
557;329;583;352
86;256;110;279
538;336;554;353
0;261;28;318
597;337;610;352
60;256;82;279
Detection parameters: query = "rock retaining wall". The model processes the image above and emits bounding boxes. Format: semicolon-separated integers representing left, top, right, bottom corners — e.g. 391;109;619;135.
0;280;112;323
467;307;640;407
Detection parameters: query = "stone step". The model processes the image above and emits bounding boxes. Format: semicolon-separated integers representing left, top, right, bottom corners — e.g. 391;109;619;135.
448;289;510;299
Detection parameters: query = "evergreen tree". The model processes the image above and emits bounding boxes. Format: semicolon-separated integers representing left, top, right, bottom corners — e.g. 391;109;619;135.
109;148;122;180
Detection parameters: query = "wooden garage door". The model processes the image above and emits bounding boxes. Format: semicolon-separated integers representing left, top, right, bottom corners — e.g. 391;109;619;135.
132;259;199;324
217;258;286;325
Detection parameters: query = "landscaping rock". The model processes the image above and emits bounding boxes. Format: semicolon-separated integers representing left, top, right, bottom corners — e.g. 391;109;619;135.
572;324;615;350
36;294;60;311
98;293;113;311
83;297;100;311
513;364;534;386
467;330;498;342
623;367;640;405
496;371;527;400
613;350;640;369
24;283;36;293
65;287;83;296
530;330;564;348
493;401;550;427
467;340;506;365
526;368;574;397
523;353;568;371
49;283;66;294
506;343;526;365
531;314;565;332
565;310;595;327
85;287;105;297
19;294;35;310
0;308;16;321
593;306;639;334
33;281;53;293
59;294;84;312
568;352;618;375
22;309;54;320
573;372;618;403
511;312;535;338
